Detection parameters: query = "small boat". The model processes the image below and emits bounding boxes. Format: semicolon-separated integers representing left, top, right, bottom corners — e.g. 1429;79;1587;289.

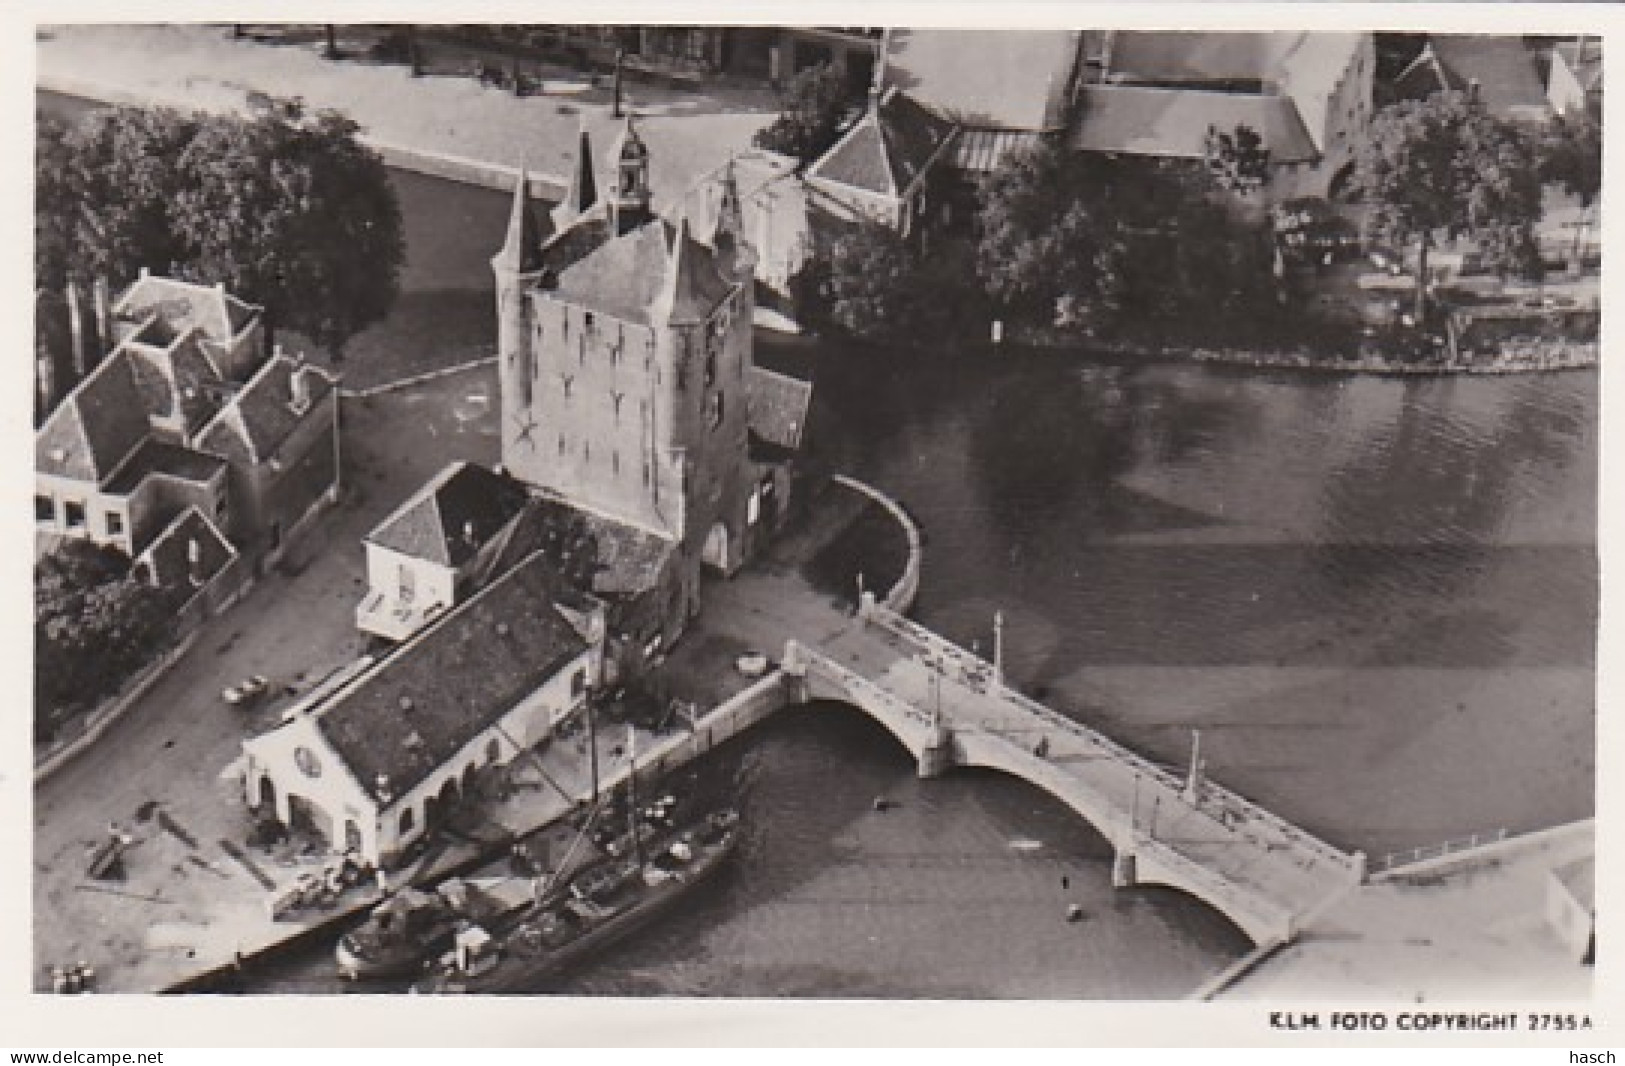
414;808;740;994
335;876;536;980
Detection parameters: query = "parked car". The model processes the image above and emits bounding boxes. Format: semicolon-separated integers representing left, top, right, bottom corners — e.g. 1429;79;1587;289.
222;675;271;707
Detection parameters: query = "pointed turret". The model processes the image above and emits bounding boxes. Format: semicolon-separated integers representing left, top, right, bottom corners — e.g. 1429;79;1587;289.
492;166;547;277
651;214;730;326
711;158;753;281
551;123;599;232
609;113;653;236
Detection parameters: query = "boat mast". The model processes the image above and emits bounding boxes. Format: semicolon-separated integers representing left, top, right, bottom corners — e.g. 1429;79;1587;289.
627;725;644;870
587;686;600;802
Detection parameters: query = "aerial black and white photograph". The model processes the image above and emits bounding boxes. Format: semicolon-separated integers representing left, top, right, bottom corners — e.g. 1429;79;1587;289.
19;7;1604;1042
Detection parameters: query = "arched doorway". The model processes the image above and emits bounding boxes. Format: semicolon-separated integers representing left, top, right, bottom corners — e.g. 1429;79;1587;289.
425;777;461;828
255;775;277;815
1328;160;1359;203
287;794;333;850
701;521;730;571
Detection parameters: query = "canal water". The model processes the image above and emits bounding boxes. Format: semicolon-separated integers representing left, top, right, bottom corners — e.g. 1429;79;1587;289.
40;91;1597;997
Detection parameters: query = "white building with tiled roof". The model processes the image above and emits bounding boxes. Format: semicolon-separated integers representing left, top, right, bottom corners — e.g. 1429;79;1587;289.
356;462;532;642
34;274;340;574
246;551;604;867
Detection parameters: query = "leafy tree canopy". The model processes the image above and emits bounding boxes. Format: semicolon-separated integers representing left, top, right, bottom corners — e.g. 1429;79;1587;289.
1204;123;1272;195
1354;91;1544;298
35;540;172;731
36;100;405;357
752;63;854;163
1539;111;1601;208
797;216;985;346
975;143;1272;339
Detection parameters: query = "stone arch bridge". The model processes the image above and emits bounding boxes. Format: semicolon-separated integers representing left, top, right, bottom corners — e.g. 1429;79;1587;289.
774;602;1365;948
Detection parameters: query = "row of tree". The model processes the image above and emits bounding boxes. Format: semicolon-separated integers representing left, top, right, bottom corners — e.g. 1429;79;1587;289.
35;542;176;741
37;98;405;373
793;90;1598;352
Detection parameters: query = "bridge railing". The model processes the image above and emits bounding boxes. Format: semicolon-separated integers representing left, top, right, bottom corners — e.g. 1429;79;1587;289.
1372;828;1508;875
960;724;1299;942
866;606;996;689
788;642;938;733
866;604;1360;879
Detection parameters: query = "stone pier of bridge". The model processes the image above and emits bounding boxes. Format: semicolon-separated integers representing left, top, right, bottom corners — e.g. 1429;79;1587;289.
774;599;1367;949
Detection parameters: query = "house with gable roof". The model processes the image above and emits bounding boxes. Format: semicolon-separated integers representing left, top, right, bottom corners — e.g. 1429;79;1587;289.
1394;34;1552;125
1546;36;1602;120
805;85;961;237
34;273;340;586
356;461;533;642
877;28;1376;202
245;550;604;867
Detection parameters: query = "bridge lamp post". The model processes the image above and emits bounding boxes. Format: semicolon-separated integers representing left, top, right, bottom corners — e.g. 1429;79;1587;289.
993;611;1005;690
1183;728;1205;806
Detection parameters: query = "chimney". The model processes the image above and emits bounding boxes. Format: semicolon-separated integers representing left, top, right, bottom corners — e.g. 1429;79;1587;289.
92;277;111;355
187;537;204;587
290;367;311;414
375;773;393;803
464;519;477;545
64;279;87;379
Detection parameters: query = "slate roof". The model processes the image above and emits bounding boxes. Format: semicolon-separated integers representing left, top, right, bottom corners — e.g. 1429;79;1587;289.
1398;35;1551;121
747;365;813;460
124;332;230;435
1069;85;1319;163
315;551;590;802
553;216;733;326
103;438;228;496
1553;37;1603;94
366;461;532;568
196;354;335;465
585;514;674;597
135;505;237;592
883;29;1083;131
35;352;150;482
1106;31;1277;86
807;88;958;199
114;273;259;345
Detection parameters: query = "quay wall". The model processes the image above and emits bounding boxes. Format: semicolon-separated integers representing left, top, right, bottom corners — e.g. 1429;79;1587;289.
830;474;922;615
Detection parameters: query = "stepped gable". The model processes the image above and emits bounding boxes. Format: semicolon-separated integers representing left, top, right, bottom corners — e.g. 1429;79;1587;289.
35;351;149;482
314;551;589;802
366;461;532;568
